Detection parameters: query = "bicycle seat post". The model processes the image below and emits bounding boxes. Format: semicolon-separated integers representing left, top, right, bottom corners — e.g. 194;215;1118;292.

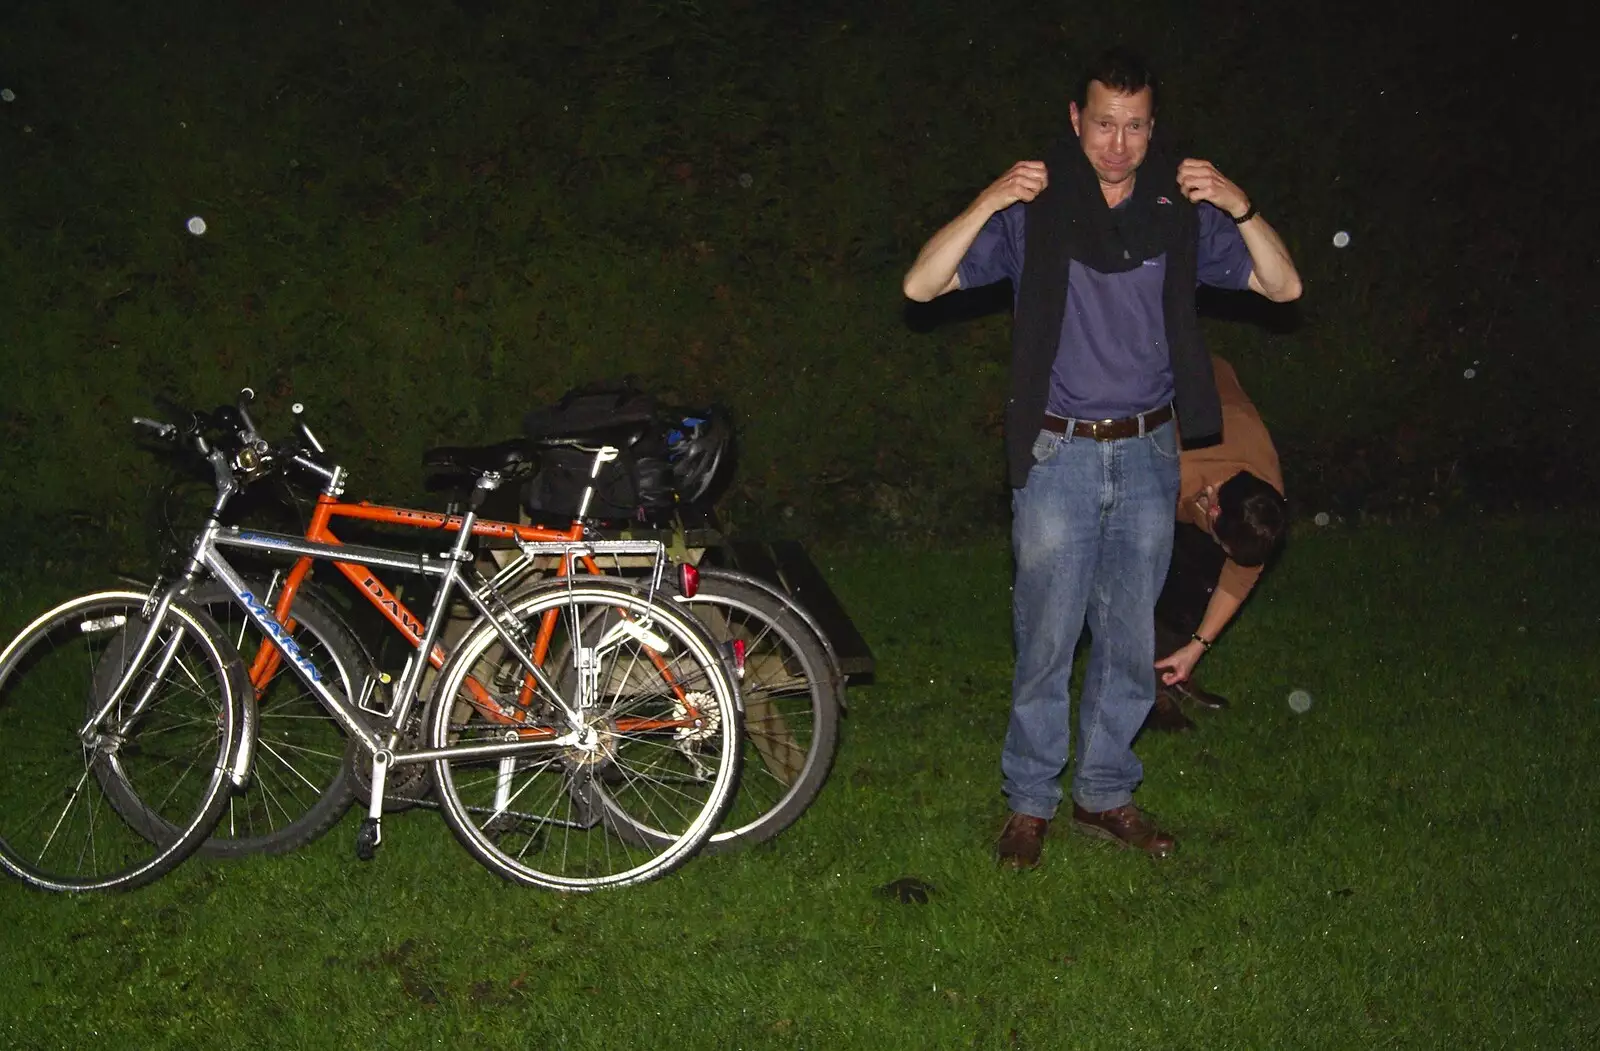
575;446;620;522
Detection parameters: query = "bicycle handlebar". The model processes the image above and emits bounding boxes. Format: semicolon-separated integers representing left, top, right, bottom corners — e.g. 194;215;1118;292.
131;390;344;497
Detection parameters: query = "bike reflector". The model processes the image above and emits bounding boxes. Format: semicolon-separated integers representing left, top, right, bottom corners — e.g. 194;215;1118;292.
679;562;700;598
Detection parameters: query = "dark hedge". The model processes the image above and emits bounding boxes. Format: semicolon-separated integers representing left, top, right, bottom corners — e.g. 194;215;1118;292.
1;0;1592;557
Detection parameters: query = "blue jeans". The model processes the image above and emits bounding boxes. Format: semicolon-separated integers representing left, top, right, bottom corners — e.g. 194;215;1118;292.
1003;419;1180;818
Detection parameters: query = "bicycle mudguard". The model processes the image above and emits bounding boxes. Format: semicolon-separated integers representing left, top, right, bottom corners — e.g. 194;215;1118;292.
695;566;848;705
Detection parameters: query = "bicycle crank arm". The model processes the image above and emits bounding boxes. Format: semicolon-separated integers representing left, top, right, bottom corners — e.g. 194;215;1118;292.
356;750;392;861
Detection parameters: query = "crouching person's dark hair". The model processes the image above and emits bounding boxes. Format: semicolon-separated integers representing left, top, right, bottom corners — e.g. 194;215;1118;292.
1216;472;1287;567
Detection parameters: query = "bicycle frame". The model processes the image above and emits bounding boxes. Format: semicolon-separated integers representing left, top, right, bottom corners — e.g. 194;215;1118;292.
199;520;586;766
242;485;687;718
264;493;591;680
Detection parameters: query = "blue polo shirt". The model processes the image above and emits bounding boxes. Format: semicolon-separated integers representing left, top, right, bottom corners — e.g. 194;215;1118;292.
957;200;1253;421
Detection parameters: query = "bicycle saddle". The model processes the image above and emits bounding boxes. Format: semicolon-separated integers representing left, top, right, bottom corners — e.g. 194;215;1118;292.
421;439;536;477
521;419;651;449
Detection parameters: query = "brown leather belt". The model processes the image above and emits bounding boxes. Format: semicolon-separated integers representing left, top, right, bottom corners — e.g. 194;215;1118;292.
1041;403;1174;441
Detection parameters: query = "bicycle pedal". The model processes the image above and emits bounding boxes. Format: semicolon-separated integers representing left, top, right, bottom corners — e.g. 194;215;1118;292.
355;816;382;861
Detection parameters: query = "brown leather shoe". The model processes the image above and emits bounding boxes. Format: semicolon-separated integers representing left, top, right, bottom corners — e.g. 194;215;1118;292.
1167;677;1229;711
995;812;1050;869
1072;803;1175;858
1142;688;1196;733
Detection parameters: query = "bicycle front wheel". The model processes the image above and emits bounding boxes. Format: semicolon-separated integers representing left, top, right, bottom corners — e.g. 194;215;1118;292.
425;579;741;891
0;591;249;892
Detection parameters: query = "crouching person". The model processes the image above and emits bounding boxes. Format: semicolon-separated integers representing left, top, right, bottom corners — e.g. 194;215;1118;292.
1145;355;1288;732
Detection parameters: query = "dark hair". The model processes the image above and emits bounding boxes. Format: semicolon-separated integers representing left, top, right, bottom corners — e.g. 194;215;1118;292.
1214;471;1286;567
1074;47;1159;115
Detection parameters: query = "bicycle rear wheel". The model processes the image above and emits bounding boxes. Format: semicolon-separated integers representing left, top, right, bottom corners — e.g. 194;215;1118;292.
0;591;249;892
189;582;366;857
675;575;839;850
425;579;741;891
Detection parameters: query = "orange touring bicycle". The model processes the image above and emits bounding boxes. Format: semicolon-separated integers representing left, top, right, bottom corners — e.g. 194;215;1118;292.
192;404;841;862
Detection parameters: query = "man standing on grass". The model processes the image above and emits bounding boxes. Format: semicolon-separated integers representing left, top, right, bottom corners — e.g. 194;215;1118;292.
902;48;1301;868
1143;355;1288;734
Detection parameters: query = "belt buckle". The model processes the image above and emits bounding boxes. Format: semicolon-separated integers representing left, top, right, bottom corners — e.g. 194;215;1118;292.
1092;418;1114;439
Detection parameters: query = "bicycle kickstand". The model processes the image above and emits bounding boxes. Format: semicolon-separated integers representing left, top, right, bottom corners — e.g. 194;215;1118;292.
356;750;391;861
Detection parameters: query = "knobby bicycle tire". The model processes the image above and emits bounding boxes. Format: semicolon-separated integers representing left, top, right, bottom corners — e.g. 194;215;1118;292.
425;578;741;891
0;591;250;892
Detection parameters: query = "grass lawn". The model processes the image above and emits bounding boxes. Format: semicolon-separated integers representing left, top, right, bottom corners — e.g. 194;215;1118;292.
0;516;1596;1049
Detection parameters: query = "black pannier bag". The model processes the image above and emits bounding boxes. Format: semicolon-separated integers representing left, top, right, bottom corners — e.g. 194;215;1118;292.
521;382;733;524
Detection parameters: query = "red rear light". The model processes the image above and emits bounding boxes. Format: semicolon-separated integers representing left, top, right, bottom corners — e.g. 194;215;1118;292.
731;638;747;677
678;562;699;598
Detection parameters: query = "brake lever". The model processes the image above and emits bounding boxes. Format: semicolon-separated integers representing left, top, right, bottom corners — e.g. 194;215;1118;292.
131;416;179;441
131;408;209;468
291;402;326;454
149;393;204;437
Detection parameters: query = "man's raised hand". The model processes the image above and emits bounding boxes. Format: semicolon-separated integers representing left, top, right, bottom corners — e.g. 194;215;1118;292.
1176;159;1250;220
981;160;1049;211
